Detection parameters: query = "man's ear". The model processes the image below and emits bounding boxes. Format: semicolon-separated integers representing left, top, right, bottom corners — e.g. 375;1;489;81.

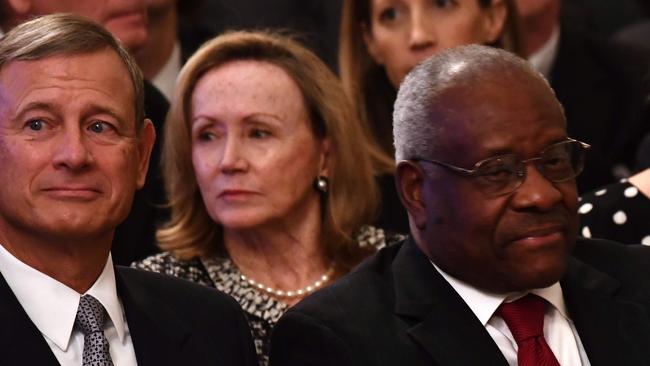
395;160;427;230
4;0;36;28
6;0;31;16
136;118;156;189
481;0;508;44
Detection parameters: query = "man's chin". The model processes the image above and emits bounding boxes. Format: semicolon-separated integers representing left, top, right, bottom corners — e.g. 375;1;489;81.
106;24;147;52
509;259;568;292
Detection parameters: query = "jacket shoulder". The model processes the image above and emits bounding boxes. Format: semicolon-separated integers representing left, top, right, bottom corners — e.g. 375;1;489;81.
117;265;243;317
293;240;402;316
572;237;650;288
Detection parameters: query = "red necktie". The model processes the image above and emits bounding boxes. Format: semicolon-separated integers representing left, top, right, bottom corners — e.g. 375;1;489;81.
497;294;560;366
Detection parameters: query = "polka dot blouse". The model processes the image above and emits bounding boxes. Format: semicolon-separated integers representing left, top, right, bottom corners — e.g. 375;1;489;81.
579;179;650;245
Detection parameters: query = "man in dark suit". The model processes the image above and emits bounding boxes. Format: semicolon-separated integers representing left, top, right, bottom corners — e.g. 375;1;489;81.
270;45;650;365
0;15;257;366
515;0;650;192
0;0;172;265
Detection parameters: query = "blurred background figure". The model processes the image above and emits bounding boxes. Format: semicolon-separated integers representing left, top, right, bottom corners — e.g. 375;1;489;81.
0;0;148;49
579;166;650;245
134;31;402;366
135;0;212;101
338;0;523;232
0;0;171;265
515;0;650;192
564;0;648;37
193;0;344;71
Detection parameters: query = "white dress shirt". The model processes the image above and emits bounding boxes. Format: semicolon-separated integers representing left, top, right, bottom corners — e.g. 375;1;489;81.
431;261;590;366
0;244;138;366
528;25;561;79
151;41;181;102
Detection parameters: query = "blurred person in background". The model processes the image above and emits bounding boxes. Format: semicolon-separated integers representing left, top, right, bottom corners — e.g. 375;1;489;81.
579;167;650;245
134;31;403;366
516;0;650;192
338;0;524;233
135;0;213;102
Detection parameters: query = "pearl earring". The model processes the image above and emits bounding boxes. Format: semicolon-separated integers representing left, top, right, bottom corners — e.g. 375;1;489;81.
314;176;329;194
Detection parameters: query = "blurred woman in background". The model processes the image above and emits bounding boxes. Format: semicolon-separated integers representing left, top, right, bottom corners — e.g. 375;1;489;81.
338;0;524;232
340;0;523;158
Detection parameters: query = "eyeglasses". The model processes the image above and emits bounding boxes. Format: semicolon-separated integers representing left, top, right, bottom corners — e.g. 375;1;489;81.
413;138;591;197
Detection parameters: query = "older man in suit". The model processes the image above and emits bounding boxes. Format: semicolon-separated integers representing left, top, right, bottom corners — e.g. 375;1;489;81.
0;15;257;366
270;45;650;366
0;0;172;265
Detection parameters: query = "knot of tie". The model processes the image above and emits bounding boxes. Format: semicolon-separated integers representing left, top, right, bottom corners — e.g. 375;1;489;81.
75;295;107;335
75;295;114;366
497;294;545;343
497;294;560;366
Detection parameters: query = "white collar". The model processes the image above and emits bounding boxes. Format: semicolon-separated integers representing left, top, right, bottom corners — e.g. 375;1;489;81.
528;25;561;79
151;41;181;102
0;244;127;350
431;260;569;325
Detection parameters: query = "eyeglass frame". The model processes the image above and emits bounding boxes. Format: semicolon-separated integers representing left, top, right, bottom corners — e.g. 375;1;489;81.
410;138;591;196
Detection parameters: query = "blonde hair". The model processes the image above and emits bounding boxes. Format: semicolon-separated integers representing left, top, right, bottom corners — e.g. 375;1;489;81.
339;0;523;159
158;31;380;269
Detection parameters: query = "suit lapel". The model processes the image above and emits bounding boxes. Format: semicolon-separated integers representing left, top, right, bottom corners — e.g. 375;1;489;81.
392;239;509;366
115;267;193;365
0;273;60;366
562;258;650;366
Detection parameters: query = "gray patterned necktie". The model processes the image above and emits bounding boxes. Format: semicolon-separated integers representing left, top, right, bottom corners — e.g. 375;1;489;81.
75;295;114;366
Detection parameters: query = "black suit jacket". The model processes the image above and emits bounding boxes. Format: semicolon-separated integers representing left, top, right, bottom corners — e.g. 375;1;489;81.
551;24;650;192
270;237;650;366
0;266;258;366
111;81;169;265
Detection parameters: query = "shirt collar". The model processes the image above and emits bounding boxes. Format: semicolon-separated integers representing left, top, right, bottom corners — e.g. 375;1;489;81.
151;41;181;102
0;244;127;350
528;25;561;79
430;260;569;325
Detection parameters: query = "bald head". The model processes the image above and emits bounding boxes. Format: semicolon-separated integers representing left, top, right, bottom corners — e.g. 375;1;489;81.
393;44;564;162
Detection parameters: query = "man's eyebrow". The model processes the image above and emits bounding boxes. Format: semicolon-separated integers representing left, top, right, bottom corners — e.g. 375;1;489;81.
14;101;56;117
8;102;58;126
14;102;128;125
83;105;127;125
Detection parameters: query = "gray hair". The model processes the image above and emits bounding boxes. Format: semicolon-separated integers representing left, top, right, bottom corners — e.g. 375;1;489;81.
0;13;145;128
393;44;558;161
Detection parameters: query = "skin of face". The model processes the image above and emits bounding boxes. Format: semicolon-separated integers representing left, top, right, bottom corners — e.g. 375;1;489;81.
514;0;556;20
363;0;507;87
22;0;148;51
190;60;330;231
0;49;154;243
398;72;578;293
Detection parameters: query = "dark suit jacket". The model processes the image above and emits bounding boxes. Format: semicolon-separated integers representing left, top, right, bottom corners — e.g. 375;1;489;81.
0;266;258;366
551;24;650;192
270;237;650;366
111;81;169;266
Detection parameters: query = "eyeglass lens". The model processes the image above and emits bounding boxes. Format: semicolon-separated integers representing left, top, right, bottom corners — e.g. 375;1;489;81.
474;140;586;196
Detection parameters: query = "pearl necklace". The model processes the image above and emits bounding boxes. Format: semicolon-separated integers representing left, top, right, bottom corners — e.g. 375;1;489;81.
240;265;335;299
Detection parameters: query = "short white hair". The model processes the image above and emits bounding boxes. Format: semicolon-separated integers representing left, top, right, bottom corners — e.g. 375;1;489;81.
393;44;557;161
